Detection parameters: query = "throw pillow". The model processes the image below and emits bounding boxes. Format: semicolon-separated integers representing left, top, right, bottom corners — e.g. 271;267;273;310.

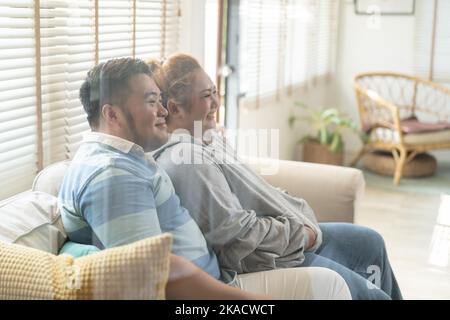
0;233;172;300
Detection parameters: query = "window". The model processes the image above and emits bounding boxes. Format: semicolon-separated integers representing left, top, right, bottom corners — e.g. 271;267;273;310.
415;0;450;83
239;0;339;107
0;0;181;200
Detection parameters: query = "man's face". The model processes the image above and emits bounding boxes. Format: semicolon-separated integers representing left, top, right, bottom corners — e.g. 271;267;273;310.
119;74;168;151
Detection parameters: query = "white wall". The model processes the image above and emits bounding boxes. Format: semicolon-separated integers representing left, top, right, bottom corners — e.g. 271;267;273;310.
330;0;416;155
238;82;333;161
179;0;206;64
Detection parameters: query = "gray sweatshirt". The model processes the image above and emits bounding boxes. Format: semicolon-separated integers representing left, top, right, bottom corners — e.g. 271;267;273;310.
152;133;322;274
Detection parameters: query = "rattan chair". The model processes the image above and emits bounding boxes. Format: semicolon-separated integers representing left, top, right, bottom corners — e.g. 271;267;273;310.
352;72;450;185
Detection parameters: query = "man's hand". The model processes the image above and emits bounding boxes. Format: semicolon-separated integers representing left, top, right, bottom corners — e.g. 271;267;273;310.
304;225;317;250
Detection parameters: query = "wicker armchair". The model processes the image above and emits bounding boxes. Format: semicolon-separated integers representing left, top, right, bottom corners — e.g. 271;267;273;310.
352;72;450;185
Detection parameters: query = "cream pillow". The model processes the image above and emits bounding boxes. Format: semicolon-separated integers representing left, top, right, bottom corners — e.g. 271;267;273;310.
0;191;66;254
0;233;172;300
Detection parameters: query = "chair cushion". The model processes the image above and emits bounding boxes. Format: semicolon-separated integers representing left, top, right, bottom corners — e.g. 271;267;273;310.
404;129;450;145
400;117;450;134
370;128;450;145
0;191;67;254
0;233;172;300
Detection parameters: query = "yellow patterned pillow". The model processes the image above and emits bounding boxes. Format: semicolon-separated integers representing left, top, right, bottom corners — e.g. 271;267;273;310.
0;233;172;300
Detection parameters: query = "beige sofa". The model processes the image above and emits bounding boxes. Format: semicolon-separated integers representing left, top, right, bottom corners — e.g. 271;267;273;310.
32;158;364;223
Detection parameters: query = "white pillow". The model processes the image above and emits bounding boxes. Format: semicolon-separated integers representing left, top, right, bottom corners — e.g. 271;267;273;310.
0;191;67;254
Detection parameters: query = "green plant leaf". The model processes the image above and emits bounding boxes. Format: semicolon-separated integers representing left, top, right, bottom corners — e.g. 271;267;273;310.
321;108;340;119
291;102;365;152
319;127;330;145
329;134;343;153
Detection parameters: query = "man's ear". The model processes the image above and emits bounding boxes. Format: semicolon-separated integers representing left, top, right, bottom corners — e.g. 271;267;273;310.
101;104;120;124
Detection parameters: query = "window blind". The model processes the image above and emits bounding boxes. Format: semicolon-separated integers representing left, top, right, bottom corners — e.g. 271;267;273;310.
415;0;450;83
240;0;284;106
40;0;95;165
0;0;38;199
135;0;181;60
0;0;181;200
240;0;339;107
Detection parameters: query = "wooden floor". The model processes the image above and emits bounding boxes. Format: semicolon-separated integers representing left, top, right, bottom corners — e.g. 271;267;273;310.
356;184;450;299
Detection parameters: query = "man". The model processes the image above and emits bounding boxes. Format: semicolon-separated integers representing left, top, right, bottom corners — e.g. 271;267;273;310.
57;58;250;299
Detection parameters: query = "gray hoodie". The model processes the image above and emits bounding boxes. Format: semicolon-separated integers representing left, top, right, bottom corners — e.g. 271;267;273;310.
152;132;322;274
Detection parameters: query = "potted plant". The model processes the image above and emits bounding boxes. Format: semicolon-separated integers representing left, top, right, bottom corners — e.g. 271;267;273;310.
288;102;364;166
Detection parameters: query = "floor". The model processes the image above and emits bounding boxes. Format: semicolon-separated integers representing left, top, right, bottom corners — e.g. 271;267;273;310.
355;151;450;300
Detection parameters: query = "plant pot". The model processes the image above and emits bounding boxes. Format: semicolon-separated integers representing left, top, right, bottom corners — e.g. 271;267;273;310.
301;140;343;166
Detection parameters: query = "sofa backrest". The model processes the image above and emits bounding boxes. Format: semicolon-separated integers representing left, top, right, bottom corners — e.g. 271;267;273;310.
32;161;71;196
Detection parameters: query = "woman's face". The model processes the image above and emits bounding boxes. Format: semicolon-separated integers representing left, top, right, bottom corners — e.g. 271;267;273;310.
182;69;218;136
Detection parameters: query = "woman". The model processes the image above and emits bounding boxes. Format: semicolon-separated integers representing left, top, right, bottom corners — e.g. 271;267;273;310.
152;53;403;300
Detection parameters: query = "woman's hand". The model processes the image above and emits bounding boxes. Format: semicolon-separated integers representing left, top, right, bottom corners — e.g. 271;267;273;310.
304;225;317;250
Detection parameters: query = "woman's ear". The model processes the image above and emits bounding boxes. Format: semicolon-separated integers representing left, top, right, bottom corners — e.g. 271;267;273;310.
167;99;183;117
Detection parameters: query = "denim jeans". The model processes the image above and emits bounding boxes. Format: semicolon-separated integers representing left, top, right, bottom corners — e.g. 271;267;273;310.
301;223;403;300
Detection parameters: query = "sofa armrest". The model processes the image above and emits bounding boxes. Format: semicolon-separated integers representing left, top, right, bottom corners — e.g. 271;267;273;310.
247;158;365;223
32;160;71;197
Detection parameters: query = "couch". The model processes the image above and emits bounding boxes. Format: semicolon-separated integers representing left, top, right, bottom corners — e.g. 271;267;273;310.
32;158;364;222
0;158;364;299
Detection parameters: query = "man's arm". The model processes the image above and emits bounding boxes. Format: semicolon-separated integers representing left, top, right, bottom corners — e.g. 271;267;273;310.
79;167;162;248
166;255;270;300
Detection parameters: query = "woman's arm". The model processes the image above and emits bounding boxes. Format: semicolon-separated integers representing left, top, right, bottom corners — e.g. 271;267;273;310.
158;143;310;273
166;255;270;300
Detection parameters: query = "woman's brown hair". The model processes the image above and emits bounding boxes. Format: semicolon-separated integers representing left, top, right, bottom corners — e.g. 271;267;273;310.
152;53;202;110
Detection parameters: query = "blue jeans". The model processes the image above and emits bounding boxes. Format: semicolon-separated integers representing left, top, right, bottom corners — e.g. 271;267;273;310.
301;223;403;300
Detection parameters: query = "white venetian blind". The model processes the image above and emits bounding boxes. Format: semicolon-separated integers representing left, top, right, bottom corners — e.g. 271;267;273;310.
415;0;450;83
135;0;181;60
240;0;284;106
40;0;95;165
240;0;339;106
0;0;38;199
0;0;181;201
98;0;133;62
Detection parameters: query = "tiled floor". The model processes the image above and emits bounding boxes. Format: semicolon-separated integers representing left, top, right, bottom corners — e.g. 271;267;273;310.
356;176;450;299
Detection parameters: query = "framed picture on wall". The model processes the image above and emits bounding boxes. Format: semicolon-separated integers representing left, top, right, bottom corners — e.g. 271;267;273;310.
354;0;415;15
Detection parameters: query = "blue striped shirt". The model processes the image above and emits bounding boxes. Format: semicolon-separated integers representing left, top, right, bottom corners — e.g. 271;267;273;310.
58;132;220;279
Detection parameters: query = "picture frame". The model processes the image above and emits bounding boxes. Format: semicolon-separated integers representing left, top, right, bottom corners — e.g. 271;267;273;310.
354;0;415;16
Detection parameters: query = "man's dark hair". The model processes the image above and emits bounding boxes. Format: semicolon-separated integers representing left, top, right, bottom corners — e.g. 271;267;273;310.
79;58;152;128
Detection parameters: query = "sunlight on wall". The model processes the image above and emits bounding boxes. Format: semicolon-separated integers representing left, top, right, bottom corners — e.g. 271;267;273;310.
427;194;450;267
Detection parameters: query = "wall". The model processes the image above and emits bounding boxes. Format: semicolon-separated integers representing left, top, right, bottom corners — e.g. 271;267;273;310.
179;0;206;63
330;0;416;155
238;82;332;161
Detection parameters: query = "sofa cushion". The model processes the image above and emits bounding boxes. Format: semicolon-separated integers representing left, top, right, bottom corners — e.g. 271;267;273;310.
0;233;172;300
0;191;66;254
32;160;70;197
